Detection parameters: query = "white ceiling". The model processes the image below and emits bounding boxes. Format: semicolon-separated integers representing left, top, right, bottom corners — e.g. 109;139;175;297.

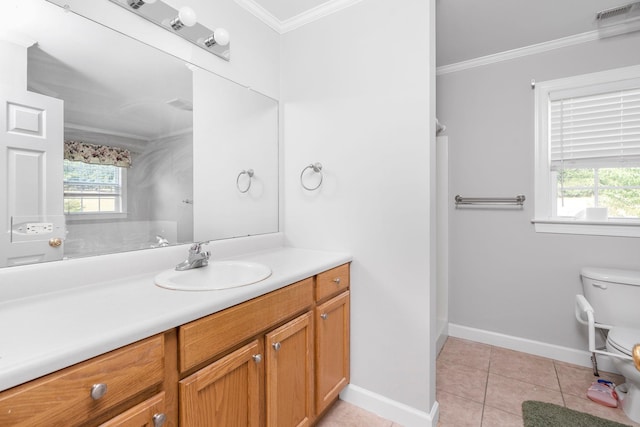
248;0;333;22
235;0;362;32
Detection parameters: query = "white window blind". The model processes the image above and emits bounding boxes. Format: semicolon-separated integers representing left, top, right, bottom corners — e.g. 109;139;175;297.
550;87;640;170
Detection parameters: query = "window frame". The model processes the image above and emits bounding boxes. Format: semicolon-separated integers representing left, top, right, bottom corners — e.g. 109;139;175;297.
63;160;128;221
533;64;640;238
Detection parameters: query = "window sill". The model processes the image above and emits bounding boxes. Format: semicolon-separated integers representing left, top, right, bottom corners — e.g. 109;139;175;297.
65;212;128;222
532;218;640;238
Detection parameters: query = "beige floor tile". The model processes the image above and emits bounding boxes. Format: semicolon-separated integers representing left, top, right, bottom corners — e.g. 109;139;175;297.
564;394;640;427
316;400;394;427
436;390;483;427
555;360;625;398
481;405;523;427
436;358;488;403
489;347;560;390
438;337;492;372
484;373;564;416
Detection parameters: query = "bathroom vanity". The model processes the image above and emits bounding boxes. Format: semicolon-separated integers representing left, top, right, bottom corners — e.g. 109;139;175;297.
0;247;351;426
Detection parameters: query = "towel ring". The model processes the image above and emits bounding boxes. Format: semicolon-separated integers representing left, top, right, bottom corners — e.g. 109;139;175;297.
236;169;254;193
300;162;323;191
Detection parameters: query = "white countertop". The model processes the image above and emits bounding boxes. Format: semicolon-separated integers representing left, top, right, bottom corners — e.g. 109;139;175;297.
0;246;351;392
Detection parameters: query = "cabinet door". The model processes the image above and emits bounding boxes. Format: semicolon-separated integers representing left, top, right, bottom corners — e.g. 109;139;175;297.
265;312;313;427
179;340;263;427
99;392;166;427
315;291;350;415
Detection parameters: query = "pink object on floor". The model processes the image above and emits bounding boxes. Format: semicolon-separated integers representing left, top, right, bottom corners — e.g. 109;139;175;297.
587;380;619;408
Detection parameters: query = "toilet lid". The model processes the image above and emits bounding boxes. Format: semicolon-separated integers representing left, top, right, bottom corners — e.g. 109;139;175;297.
607;327;640;356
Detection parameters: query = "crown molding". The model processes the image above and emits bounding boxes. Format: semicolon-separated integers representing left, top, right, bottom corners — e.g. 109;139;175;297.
234;0;363;34
436;30;601;76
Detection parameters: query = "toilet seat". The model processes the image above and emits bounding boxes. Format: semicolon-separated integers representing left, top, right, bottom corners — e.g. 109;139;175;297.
607;327;640;357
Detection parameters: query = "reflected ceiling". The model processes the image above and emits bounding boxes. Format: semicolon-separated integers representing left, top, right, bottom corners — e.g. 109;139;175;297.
23;4;192;148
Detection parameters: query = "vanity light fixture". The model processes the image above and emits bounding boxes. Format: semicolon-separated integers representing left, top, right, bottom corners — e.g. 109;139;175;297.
128;0;156;9
108;0;230;61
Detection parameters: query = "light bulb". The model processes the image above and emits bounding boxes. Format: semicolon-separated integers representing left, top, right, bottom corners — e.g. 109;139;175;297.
204;28;230;47
178;6;197;27
170;6;197;30
214;28;230;46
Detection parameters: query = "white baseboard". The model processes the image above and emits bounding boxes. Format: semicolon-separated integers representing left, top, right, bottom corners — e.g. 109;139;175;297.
436;322;448;356
448;323;620;374
340;384;438;427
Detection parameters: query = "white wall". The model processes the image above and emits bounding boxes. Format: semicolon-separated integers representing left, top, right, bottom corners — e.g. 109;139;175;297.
281;1;436;424
437;32;640;364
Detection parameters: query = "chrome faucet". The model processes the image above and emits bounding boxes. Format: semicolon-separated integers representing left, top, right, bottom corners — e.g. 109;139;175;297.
175;242;211;271
154;235;170;248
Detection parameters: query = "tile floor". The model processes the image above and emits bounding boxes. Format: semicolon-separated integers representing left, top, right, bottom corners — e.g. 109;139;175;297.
318;336;640;427
316;400;402;427
437;337;640;427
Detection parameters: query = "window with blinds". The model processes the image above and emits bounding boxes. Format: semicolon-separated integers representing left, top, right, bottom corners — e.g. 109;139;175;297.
550;87;640;170
535;66;640;224
533;66;640;237
63;160;127;216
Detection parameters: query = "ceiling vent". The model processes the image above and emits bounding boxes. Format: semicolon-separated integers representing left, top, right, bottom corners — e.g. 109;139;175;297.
596;2;637;21
595;1;640;38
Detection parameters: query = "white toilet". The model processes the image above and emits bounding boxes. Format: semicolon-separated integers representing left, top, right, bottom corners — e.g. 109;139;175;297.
581;267;640;423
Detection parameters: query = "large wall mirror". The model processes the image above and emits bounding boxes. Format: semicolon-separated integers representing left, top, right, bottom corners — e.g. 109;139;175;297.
0;0;278;268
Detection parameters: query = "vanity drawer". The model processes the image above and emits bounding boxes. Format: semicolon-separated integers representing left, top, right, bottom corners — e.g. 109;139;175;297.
179;278;313;373
316;263;350;302
99;392;166;427
0;335;164;427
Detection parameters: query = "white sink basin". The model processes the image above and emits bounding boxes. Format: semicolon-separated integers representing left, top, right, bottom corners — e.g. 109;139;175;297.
154;260;272;291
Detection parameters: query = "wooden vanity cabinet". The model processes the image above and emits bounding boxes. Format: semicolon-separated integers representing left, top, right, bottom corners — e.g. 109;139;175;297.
178;278;316;427
265;311;314;427
178;311;315;427
0;263;350;427
314;265;351;416
0;334;167;427
179;340;264;426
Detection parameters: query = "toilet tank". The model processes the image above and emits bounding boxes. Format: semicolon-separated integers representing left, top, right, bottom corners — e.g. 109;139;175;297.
581;267;640;329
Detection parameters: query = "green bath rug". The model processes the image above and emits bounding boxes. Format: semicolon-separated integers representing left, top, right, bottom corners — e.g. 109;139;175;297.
522;401;632;427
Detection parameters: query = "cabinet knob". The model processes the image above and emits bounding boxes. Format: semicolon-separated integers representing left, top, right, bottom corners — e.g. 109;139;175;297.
49;237;63;248
252;354;262;363
320;313;328;320
333;278;341;285
272;342;281;351
90;383;108;400
153;413;167;427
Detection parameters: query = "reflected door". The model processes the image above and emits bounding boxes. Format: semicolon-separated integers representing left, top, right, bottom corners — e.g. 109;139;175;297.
0;86;65;267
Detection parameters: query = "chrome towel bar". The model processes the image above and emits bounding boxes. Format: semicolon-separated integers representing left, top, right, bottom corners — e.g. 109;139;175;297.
455;195;525;206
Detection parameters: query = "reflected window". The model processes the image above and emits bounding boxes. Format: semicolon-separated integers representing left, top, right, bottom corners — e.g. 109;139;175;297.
63;160;127;216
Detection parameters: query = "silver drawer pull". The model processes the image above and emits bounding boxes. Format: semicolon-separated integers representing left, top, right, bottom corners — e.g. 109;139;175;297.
320;313;328;320
153;413;167;427
333;278;341;285
252;354;262;363
272;342;281;351
90;383;108;400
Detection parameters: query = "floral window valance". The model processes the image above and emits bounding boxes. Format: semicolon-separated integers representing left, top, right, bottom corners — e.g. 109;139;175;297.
64;140;132;168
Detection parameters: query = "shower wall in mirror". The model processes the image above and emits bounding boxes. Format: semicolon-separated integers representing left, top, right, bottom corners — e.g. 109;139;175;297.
0;0;279;268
